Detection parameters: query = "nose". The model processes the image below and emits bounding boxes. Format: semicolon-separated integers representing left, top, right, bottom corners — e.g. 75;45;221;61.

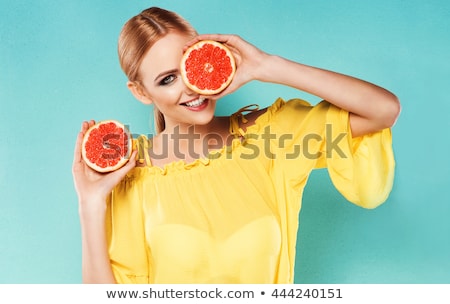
182;82;196;96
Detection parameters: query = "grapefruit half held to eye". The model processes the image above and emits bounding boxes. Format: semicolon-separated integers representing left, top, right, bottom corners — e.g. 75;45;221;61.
180;40;236;95
81;120;132;173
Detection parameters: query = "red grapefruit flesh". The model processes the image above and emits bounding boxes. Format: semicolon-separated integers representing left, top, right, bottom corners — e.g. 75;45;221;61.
180;40;236;95
81;120;132;173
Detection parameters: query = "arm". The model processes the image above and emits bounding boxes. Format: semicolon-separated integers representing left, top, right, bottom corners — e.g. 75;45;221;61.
79;199;116;283
188;34;400;137
72;121;137;283
256;56;400;137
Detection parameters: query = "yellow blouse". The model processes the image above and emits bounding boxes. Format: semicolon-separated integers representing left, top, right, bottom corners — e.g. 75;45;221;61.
106;98;395;284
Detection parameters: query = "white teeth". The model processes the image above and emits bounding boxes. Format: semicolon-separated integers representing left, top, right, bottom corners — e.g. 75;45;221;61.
184;97;206;107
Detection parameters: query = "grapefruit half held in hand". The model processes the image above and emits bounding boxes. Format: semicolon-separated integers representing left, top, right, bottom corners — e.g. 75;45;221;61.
180;40;236;95
81;120;132;173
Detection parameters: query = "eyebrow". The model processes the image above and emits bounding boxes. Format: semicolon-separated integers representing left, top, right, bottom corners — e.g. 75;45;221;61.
154;69;179;83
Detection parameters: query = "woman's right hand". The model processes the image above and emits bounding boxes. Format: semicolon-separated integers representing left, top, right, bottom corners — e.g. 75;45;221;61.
72;120;137;212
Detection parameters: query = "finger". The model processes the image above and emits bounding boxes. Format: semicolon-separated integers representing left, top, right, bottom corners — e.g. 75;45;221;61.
73;122;88;165
88;120;96;129
72;132;84;165
184;34;235;50
81;121;91;132
107;150;138;186
196;34;235;44
126;150;138;169
73;120;96;165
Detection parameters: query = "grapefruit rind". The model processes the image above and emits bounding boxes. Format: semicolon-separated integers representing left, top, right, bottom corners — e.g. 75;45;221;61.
180;40;236;95
81;120;132;173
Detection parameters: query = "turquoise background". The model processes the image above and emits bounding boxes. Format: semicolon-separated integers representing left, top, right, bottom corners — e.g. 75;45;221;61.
1;0;449;283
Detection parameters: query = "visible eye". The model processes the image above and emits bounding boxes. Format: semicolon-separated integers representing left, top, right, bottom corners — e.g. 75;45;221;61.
159;74;176;86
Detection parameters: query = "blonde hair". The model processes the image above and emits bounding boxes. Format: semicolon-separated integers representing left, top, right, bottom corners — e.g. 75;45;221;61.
118;7;197;133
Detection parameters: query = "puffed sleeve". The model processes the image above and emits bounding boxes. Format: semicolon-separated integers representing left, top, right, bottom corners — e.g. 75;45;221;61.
317;101;395;209
263;98;395;209
106;168;151;283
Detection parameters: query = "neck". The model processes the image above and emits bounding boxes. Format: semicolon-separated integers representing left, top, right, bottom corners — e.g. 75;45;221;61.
161;117;219;137
149;116;230;166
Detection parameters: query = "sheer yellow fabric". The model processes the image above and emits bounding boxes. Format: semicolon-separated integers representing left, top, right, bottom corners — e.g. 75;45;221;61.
106;98;395;284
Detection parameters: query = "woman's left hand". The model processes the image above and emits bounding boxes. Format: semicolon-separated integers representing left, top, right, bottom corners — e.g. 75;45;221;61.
184;34;271;99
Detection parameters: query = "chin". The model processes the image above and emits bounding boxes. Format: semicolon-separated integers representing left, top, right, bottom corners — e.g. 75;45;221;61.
192;101;216;125
192;113;215;126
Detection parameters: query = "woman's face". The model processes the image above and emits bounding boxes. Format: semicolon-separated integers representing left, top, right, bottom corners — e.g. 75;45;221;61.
137;32;216;130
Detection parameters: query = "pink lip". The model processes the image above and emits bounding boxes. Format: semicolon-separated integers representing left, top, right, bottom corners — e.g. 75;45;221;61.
184;99;209;112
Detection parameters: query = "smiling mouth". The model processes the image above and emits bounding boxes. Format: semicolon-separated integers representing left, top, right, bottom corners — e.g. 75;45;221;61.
181;97;207;107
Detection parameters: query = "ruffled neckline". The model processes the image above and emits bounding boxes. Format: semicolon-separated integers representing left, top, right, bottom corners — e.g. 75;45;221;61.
129;98;291;176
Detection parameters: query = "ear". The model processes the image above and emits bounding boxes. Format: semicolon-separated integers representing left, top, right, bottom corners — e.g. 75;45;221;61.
127;81;153;105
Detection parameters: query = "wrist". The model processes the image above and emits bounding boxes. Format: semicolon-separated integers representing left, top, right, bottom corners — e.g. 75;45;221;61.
256;54;285;83
78;197;108;219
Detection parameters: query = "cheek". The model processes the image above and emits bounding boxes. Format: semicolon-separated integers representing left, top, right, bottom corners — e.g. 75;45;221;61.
151;83;183;107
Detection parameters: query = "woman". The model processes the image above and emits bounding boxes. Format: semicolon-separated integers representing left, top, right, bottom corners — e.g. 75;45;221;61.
72;7;400;284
